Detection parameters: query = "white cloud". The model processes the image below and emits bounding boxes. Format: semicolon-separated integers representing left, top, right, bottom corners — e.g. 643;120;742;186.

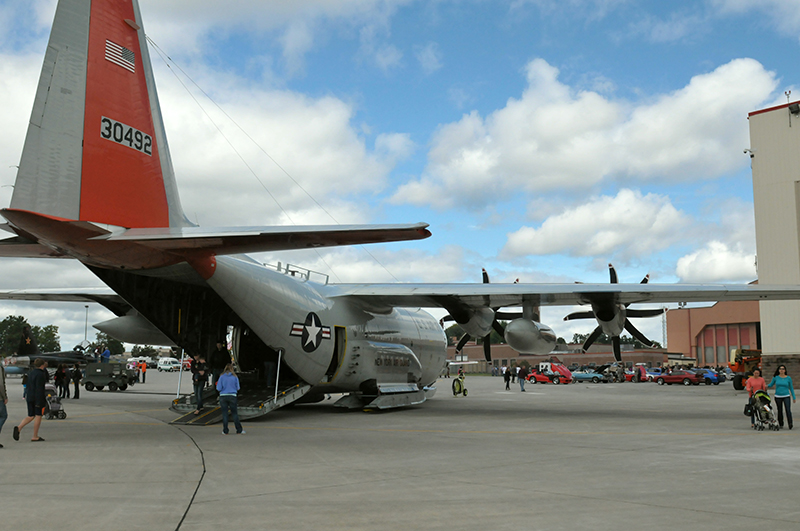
391;57;778;209
676;241;756;282
711;0;800;39
501;189;690;258
150;64;411;226
414;42;442;74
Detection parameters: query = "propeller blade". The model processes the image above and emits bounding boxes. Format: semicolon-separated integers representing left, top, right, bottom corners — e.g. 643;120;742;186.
495;311;523;320
582;326;603;352
624;320;654;347
456;333;471;351
640;274;650;284
492;320;505;336
612;336;621;362
564;311;595;321
482;268;490;284
483;335;492;362
626;308;666;318
608;263;618;284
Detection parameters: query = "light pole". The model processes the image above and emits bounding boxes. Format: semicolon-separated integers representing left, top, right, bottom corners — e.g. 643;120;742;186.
84;305;89;342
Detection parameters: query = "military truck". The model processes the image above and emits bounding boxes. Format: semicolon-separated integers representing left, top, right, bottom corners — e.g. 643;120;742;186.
82;362;137;391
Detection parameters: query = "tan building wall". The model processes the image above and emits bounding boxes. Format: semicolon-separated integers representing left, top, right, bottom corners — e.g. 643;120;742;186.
749;102;800;378
666;301;760;366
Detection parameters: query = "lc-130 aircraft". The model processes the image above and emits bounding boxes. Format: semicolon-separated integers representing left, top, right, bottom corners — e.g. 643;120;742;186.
2;0;800;418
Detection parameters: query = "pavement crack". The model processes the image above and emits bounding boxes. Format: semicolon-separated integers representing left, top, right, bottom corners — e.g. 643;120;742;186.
175;427;206;531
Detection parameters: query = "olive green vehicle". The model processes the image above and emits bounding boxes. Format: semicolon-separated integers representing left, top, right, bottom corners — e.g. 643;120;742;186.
82;362;137;392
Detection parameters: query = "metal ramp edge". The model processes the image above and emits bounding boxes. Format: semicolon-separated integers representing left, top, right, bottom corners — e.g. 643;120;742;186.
170;383;313;425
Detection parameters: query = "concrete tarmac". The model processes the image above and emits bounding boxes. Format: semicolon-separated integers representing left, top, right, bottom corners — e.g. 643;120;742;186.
1;372;798;531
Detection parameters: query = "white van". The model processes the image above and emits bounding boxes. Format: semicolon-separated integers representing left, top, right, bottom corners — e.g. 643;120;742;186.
157;357;182;372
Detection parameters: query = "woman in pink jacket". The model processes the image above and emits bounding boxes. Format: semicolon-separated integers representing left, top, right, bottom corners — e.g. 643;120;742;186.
746;368;767;428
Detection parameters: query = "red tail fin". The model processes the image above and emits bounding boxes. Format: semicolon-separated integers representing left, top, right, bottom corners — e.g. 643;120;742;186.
11;0;186;229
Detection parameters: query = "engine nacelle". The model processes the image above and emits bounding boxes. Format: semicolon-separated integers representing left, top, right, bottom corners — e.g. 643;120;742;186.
458;307;496;338
504;319;557;355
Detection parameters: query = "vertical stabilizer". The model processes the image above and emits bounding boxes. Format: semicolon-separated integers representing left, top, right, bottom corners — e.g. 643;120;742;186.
11;0;187;229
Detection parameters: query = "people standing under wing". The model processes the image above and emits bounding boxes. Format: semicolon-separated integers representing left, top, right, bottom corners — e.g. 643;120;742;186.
191;354;208;415
71;364;81;400
767;365;796;430
216;363;244;435
139;360;147;383
0;363;8;448
503;366;511;390
746;368;768;429
14;358;48;442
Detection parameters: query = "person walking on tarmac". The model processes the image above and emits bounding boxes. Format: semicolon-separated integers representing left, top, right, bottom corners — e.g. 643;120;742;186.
209;340;229;387
14;358;48;442
139;360;147;384
767;365;795;430
746;368;768;429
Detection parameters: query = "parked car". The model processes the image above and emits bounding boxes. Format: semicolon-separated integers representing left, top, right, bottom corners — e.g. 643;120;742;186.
526;367;572;384
692;368;722;385
571;370;610;383
653;369;704;386
157;357;182;372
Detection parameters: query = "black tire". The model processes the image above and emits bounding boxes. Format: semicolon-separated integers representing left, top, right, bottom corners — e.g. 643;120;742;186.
108;382;119;392
46;412;54;420
705;379;712;385
682;378;691;386
713;382;719;385
119;383;128;391
58;411;67;419
463;389;468;397
96;385;104;391
84;382;95;392
452;380;461;396
553;377;560;385
592;376;600;383
657;378;665;385
733;375;745;391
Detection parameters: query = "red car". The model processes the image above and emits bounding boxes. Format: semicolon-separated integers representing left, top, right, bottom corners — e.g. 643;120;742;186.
653;369;703;386
526;366;573;385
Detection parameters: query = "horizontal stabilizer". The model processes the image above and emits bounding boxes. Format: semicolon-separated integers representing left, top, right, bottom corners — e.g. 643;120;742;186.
92;222;432;253
0;209;431;269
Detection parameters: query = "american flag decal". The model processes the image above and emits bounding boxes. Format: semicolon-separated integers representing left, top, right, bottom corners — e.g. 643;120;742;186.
105;40;135;73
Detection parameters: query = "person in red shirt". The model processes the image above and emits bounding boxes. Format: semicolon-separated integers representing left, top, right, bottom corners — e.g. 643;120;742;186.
746;368;767;428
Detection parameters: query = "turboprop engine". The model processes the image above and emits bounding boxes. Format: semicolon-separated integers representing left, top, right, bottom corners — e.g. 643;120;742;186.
503;319;557;355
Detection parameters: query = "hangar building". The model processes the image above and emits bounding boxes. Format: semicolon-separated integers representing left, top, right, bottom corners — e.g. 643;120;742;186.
748;100;800;377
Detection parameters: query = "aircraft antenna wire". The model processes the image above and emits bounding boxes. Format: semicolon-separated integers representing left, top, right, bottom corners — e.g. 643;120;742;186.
146;37;401;283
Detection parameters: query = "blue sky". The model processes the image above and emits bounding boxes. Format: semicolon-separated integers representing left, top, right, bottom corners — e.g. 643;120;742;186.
0;0;799;349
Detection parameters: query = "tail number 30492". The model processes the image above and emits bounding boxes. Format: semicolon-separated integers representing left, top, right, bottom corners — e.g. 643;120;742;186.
100;116;152;156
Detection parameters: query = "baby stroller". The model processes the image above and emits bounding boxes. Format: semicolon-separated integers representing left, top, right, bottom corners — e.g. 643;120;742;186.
44;383;67;420
751;390;778;431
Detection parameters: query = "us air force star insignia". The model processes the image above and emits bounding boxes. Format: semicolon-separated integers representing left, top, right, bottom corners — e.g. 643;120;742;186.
290;312;331;352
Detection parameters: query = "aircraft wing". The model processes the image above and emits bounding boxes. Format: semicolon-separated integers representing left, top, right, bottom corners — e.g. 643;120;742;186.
327;282;800;313
0;288;131;316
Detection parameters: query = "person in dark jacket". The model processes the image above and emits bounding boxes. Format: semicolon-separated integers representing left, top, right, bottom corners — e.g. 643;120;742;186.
72;364;82;399
208;340;229;386
14;358;48;442
191;354;208;415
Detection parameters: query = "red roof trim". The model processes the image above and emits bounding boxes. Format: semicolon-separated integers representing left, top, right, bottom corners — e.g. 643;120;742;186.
748;100;799;118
